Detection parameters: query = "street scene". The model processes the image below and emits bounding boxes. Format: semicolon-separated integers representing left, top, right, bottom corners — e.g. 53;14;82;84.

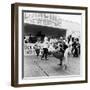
23;12;81;78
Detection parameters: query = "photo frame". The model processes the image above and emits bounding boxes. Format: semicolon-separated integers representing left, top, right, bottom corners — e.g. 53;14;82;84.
11;3;88;87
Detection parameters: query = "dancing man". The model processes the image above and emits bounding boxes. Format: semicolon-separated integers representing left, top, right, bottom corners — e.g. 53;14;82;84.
41;37;49;60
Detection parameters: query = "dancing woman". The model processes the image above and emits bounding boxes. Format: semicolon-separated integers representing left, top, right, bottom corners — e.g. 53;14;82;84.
53;38;68;69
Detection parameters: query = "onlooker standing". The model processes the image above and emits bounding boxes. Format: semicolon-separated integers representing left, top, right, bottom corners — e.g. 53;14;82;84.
72;38;80;57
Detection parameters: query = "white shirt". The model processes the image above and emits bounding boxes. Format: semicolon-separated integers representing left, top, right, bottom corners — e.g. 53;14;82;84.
42;41;49;48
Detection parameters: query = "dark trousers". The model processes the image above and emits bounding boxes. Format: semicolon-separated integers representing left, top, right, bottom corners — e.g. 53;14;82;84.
35;49;40;56
41;48;48;59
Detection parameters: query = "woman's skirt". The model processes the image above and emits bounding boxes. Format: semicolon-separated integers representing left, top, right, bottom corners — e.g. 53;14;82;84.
53;51;64;59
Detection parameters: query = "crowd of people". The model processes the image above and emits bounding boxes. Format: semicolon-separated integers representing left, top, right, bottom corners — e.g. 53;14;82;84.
24;35;80;69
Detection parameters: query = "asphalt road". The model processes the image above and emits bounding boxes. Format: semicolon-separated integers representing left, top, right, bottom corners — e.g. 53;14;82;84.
24;55;80;78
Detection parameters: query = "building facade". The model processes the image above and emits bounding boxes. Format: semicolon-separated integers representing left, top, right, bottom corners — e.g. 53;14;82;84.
24;12;80;38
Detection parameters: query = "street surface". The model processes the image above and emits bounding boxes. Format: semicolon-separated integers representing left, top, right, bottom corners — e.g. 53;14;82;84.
24;55;80;77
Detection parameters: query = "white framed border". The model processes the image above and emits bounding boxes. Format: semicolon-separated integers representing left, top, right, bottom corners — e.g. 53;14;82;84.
18;6;86;84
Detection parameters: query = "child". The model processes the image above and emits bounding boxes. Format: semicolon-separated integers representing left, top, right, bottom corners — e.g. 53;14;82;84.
41;37;49;60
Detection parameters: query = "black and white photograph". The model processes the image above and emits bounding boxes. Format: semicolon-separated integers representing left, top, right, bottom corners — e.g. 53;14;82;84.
23;11;81;78
11;3;87;86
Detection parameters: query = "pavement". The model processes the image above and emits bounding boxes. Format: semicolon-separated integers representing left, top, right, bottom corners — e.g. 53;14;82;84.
24;55;80;78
